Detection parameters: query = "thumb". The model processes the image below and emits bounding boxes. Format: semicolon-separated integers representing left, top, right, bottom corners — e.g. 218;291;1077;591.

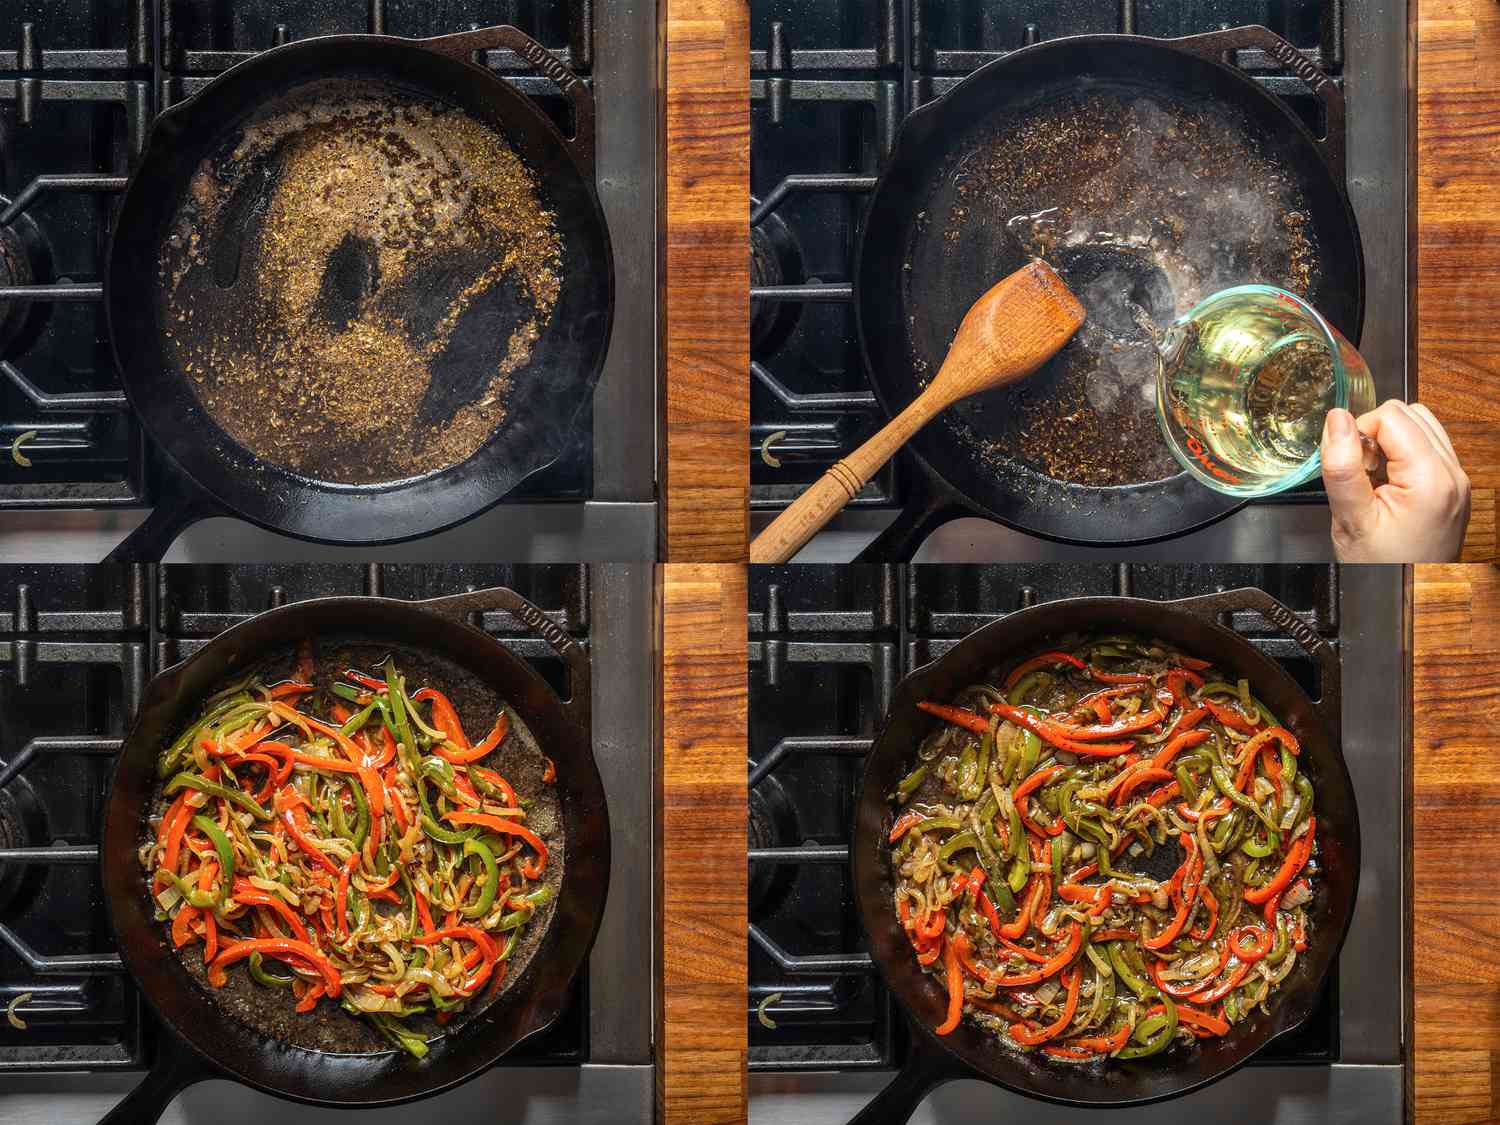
1321;408;1378;543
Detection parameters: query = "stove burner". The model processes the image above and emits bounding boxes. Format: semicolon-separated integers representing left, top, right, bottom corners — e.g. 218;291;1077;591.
0;776;46;916
750;200;805;357
0;201;53;357
748;763;798;914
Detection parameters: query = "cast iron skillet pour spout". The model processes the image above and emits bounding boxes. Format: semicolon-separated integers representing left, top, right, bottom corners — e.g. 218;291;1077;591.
97;586;609;1124
849;24;1364;558
103;25;614;562
846;589;1360;1123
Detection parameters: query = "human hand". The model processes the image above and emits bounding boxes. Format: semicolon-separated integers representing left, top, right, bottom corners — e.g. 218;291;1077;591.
1320;400;1470;563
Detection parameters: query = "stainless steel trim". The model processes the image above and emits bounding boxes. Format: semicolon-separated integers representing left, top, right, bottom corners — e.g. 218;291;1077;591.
590;0;658;503
586;564;656;1063
0;1064;655;1124
749;1065;1404;1124
0;503;658;563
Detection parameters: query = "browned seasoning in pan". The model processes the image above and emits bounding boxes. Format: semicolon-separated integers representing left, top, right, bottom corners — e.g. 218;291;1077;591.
911;88;1321;489
160;81;562;486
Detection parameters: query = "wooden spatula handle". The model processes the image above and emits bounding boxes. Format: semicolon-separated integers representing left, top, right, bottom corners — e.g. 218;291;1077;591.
749;395;940;564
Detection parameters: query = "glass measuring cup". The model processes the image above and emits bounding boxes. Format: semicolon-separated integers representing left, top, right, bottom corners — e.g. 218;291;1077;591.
1154;285;1375;497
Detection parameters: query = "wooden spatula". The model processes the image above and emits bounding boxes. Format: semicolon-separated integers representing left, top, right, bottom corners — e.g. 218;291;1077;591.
749;259;1087;563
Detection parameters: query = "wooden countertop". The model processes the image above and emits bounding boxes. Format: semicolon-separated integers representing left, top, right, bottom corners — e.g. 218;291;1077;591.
656;564;748;1124
662;0;750;562
1413;563;1500;1122
1417;0;1500;561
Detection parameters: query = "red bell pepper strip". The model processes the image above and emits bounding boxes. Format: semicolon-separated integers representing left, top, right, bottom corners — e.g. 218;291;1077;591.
344;669;389;693
935;937;965;1035
1164;705;1208;741
1174;1004;1230;1037
1012;765;1066;838
1055;690;1172;740
1009;963;1082;1046
268;680;315;699
1043;1045;1098;1060
471;766;518;807
1143;832;1201;950
1177;797;1232;822
1194;958;1253;1005
294;982;325;1013
208;938;342;996
1144;781;1182;808
542;757;556;783
1150;958;1212;1000
1090;928;1138;943
1241;725;1300;759
1088;666;1152;684
414;686;470;750
889;810;925;843
1148;728;1212;771
1203;698;1259;733
444;810;548;878
1165;667;1205;706
1189;884;1219;942
989;703;1134;756
965;923;1083;988
1113;767;1173;807
274;788;344;878
1244;819;1316;905
435;712;511;765
172;904;200;948
916;700;990;734
1003;651;1086;688
1228;925;1273;961
1071;1021;1132;1054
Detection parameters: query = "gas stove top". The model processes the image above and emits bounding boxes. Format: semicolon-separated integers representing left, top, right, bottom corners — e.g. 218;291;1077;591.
747;0;1408;562
746;563;1407;1124
0;1;656;563
0;563;653;1124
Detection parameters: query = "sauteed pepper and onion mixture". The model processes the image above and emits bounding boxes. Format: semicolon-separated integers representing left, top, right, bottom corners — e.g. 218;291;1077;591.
891;637;1317;1061
139;648;556;1057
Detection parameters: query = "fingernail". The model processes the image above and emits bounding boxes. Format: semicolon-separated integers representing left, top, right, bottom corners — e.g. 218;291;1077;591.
1326;409;1353;440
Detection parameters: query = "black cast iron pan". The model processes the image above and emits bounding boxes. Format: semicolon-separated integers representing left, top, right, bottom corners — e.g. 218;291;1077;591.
848;588;1359;1121
853;26;1364;559
103;26;613;562
98;586;608;1122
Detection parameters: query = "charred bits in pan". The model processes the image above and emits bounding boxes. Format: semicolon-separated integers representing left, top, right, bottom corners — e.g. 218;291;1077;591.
160;80;563;486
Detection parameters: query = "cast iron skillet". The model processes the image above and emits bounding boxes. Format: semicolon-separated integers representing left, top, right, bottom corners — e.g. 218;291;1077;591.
103;26;613;562
849;588;1359;1121
853;26;1364;559
98;586;608;1123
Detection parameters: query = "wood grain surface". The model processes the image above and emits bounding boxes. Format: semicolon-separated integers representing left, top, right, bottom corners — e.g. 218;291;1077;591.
1413;563;1500;1123
656;564;748;1124
1417;0;1500;561
662;0;749;562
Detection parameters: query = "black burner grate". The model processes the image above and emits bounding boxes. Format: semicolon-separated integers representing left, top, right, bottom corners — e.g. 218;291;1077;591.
0;563;591;1073
747;564;1343;1071
749;0;1344;513
0;0;593;511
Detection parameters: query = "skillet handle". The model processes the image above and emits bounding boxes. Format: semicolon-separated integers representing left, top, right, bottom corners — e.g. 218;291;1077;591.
418;25;595;177
103;475;221;563
97;1031;210;1125
416;586;590;728
1169;25;1345;181
1166;586;1341;737
846;1031;958;1125
852;463;961;563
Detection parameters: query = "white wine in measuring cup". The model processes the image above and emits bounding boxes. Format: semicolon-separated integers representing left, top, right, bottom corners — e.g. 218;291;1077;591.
1154;285;1375;498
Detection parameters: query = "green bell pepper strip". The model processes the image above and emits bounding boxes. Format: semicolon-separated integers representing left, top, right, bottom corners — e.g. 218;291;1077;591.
158;695;255;777
938;830;979;863
190;814;235;893
894;763;928;803
1107;941;1153;998
962;734;993;801
1241;825;1280;858
381;659;422;776
1174;765;1200;805
347;778;369;851
1051;835;1067;882
461;837;499;919
497;886;554;930
248;951;295;988
164;871;219;909
1264;913;1292;965
498;929;521;960
1005;801;1025;861
1006;671;1048;706
338;700;379;738
1224;991;1242;1023
1211;764;1279;833
913;815;962;835
420;813;476;846
1017;722;1041;777
164;771;271;820
1007;855;1030;894
329;682;366;705
371;1014;429;1059
419;756;465;804
956;743;979;799
1117;997;1178;1059
985;869;1017;915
